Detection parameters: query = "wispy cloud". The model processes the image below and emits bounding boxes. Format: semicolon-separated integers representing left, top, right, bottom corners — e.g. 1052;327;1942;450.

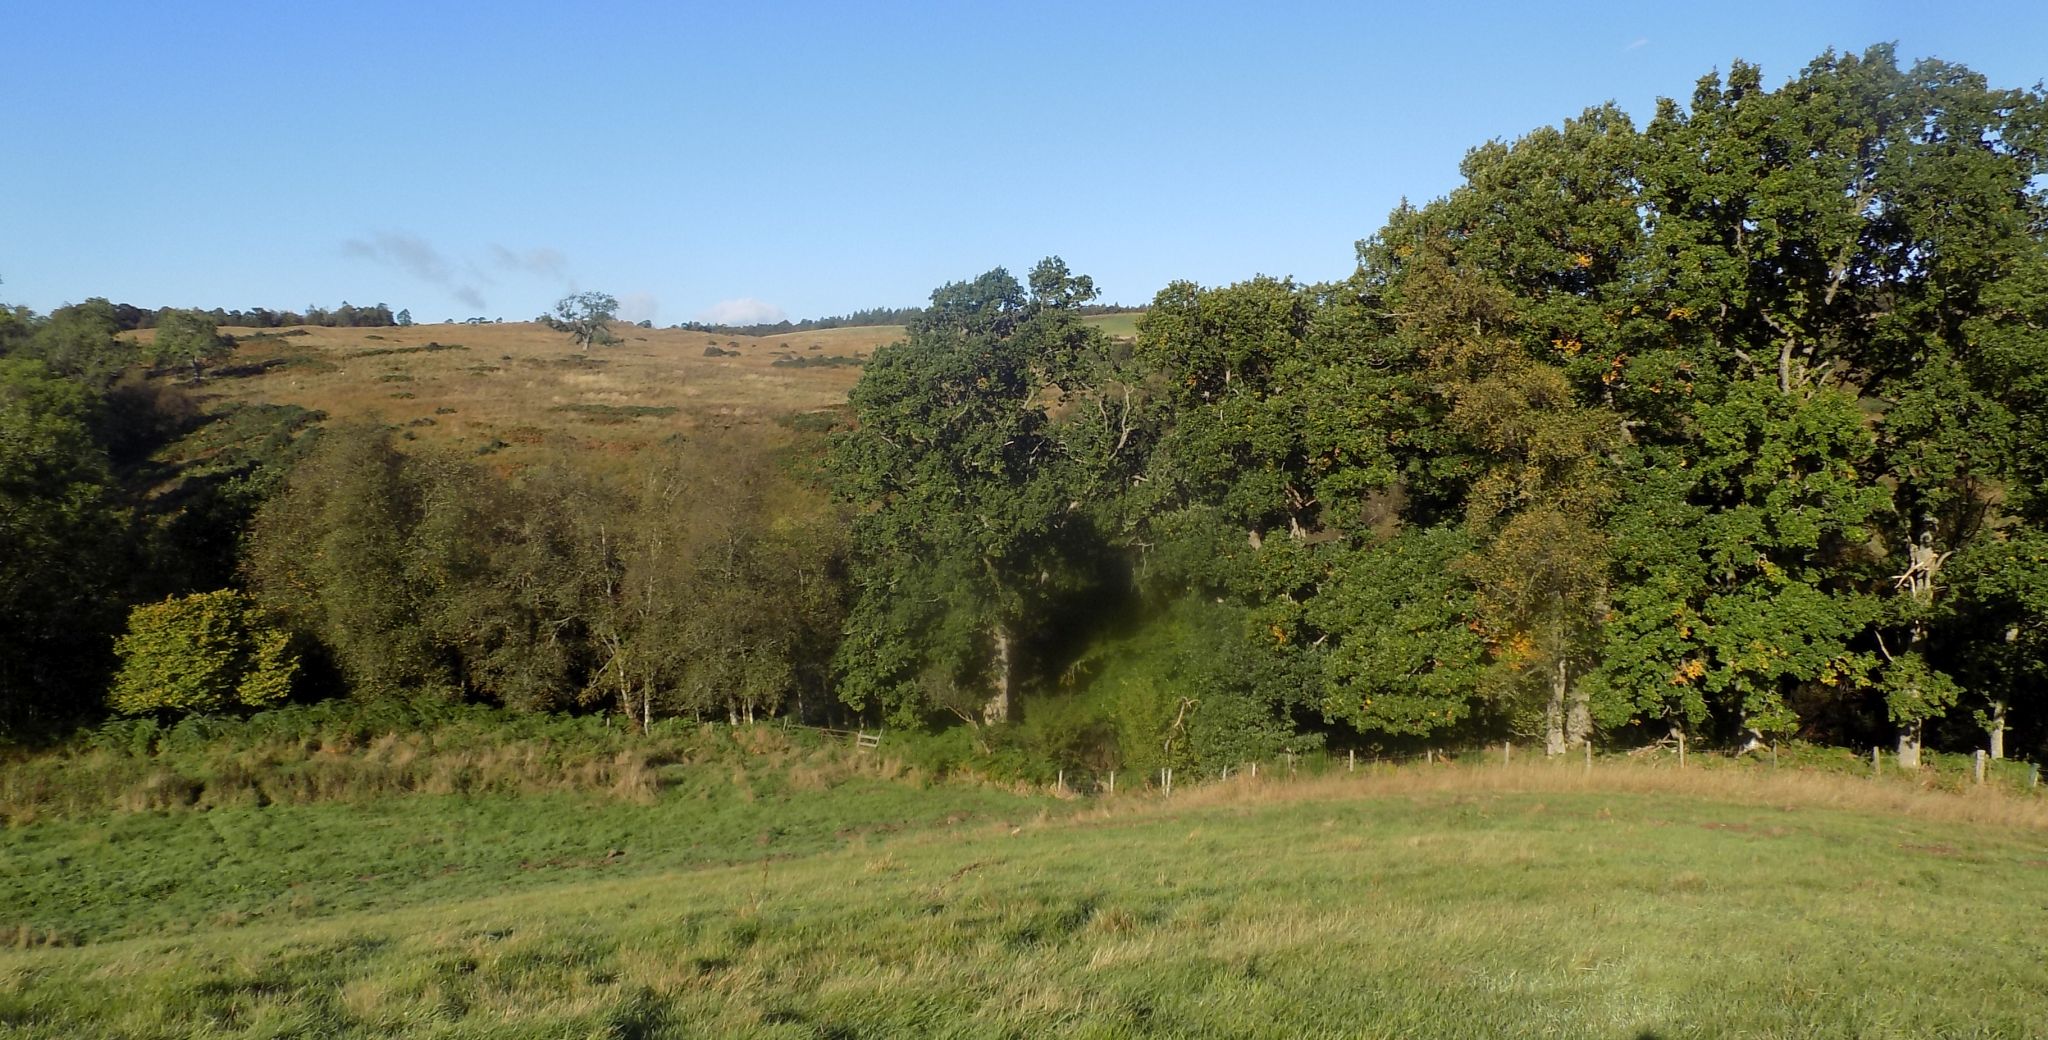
697;297;785;325
1625;37;1649;51
490;245;568;280
618;292;660;325
342;231;490;311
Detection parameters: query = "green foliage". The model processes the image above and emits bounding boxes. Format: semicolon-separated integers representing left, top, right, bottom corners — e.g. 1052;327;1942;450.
566;436;846;727
1308;528;1486;737
0;358;130;737
108;590;297;716
23;298;137;388
542;291;621;351
1078;599;1314;779
147;308;232;379
831;260;1128;726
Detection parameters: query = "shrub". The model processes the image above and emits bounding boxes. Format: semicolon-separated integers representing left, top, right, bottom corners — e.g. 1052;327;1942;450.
108;590;298;716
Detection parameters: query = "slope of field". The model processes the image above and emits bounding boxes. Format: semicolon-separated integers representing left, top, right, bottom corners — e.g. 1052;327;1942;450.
4;761;2045;1038
143;315;1142;464
141;322;902;466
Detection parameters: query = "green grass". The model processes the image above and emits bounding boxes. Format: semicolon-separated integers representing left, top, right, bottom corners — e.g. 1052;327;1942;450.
4;760;2046;1037
1083;312;1144;338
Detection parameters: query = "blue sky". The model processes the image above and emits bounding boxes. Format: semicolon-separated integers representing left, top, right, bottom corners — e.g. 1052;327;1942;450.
4;1;2044;325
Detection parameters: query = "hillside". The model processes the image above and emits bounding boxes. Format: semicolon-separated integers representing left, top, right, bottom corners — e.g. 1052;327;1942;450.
3;754;2045;1038
131;313;1142;468
134;322;901;466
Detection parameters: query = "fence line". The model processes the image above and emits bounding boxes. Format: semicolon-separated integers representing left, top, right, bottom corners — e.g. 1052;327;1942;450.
1035;741;2048;800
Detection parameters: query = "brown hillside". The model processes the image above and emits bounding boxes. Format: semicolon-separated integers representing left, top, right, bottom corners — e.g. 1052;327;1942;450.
135;322;903;466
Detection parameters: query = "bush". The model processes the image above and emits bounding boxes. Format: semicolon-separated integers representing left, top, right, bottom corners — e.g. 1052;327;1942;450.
108;590;297;716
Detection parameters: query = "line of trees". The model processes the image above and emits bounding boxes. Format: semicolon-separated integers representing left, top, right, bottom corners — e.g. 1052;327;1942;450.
100;300;400;331
827;46;2048;771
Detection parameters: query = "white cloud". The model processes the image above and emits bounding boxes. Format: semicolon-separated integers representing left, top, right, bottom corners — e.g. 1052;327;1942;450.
618;292;660;324
1625;37;1649;51
697;297;785;326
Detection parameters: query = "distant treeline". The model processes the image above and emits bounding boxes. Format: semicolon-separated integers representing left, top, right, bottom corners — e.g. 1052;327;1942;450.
105;300;404;331
681;303;1146;337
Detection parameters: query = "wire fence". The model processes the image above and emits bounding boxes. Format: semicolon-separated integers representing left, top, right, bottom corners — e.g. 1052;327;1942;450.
767;718;2044;802
1036;740;2045;801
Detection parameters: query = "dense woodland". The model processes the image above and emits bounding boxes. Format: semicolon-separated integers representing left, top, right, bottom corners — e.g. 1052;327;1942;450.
3;46;2045;776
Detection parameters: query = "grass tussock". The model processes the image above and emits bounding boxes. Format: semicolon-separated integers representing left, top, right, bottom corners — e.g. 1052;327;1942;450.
0;706;905;824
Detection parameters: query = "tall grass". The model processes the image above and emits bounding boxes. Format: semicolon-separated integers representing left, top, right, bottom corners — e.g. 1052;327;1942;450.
0;704;898;824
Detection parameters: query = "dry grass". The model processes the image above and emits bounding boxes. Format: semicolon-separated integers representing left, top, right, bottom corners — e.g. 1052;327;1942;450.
1108;757;2048;832
130;321;897;468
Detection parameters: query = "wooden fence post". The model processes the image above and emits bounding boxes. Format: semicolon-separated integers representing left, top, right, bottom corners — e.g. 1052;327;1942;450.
1348;749;1355;772
1503;741;1511;766
1583;741;1591;776
1108;771;1115;796
2030;764;2040;789
1057;769;1065;794
1677;730;1687;769
1771;741;1779;769
1973;751;1986;786
1872;747;1881;777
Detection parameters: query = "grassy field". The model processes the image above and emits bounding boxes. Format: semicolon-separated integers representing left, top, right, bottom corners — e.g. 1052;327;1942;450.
126;315;1147;474
135;322;899;468
1083;311;1144;339
5;754;2046;1038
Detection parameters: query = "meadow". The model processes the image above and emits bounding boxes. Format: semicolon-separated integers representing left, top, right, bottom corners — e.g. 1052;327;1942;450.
145;313;1136;473
4;737;2046;1039
139;322;889;472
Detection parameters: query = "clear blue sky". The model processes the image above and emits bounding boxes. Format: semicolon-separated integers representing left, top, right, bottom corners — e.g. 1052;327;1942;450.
4;1;2044;325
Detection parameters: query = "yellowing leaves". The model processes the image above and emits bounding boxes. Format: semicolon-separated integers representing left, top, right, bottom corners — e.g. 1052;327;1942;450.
1667;657;1708;686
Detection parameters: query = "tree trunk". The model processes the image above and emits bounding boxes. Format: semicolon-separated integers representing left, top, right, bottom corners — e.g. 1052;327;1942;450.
1989;699;2007;761
1565;665;1591;750
984;625;1013;725
1896;722;1922;770
1544;658;1567;757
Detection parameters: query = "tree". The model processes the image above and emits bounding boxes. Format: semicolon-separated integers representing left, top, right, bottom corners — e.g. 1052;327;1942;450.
27;298;136;388
832;261;1123;727
246;424;584;708
396;308;414;326
148;309;231;380
108;590;297;716
560;436;845;729
544;291;621;352
0;358;130;736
